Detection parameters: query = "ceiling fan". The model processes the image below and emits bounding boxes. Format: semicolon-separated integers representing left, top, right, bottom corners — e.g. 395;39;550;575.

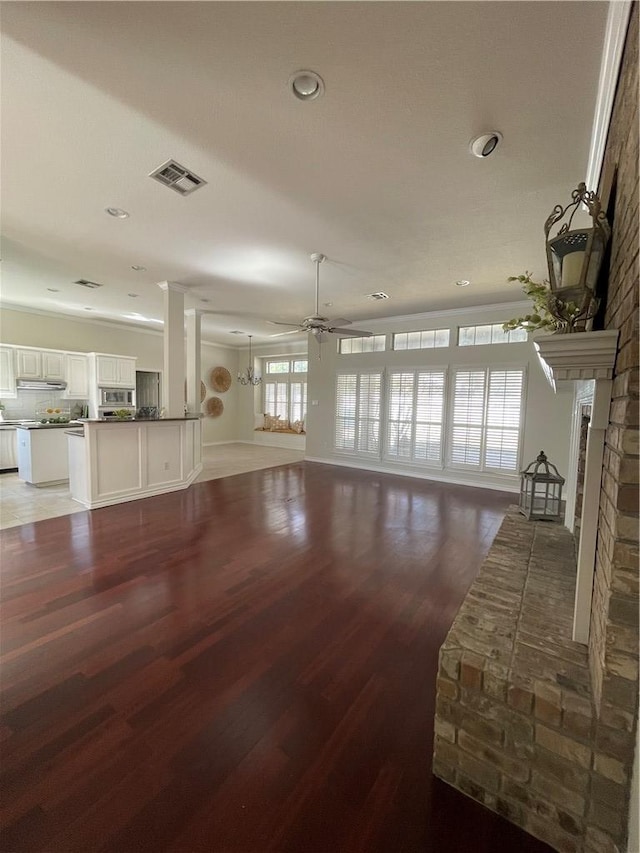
269;253;373;343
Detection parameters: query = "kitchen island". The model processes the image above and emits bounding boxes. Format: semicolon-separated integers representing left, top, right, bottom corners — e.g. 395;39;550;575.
67;416;202;509
16;421;82;485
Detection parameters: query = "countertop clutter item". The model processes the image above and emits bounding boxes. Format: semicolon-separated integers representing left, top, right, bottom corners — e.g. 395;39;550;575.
205;396;224;418
209;366;232;393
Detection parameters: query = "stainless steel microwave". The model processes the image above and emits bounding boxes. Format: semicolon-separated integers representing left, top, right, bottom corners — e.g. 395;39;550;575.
100;388;135;406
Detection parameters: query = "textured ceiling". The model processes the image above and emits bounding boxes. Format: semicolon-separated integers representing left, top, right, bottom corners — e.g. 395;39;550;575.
0;1;608;345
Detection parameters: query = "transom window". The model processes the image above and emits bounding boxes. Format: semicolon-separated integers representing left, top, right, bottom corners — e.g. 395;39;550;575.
458;324;528;346
392;329;450;351
338;335;387;354
266;358;308;374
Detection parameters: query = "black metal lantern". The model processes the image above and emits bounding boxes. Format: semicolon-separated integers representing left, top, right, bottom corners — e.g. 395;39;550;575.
519;450;565;521
543;183;610;331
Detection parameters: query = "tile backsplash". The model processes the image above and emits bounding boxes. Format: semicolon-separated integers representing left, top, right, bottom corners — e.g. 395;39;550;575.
0;390;88;420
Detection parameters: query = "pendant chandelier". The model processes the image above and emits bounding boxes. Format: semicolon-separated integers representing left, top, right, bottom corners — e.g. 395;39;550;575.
237;334;262;386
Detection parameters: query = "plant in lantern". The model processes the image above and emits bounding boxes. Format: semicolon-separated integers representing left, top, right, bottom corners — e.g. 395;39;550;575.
504;182;610;335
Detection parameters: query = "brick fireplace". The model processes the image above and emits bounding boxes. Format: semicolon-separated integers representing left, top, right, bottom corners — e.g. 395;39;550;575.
433;5;638;852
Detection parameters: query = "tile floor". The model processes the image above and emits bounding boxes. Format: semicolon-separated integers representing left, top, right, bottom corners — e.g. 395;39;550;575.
0;442;305;530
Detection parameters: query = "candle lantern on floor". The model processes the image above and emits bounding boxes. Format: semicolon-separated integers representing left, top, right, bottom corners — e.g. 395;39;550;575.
543;182;610;331
519;450;565;521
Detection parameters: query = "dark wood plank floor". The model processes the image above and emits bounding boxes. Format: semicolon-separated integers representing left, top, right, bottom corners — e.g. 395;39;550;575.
0;462;552;852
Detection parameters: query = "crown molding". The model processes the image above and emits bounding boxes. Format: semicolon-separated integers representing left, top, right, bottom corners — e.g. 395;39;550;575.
534;329;619;390
157;281;188;293
0;301;237;350
585;0;632;194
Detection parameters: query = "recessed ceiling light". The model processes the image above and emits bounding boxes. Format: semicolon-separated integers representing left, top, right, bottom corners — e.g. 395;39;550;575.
105;207;130;219
131;265;146;272
200;298;211;304
469;132;503;158
84;307;93;311
229;330;244;335
128;292;139;298
47;288;60;293
289;70;325;101
324;301;333;307
455;280;471;287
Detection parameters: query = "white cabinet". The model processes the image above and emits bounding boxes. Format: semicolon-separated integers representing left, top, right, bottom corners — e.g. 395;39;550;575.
16;349;66;380
0;347;17;398
17;426;70;485
96;355;136;388
42;351;65;380
64;354;89;399
17;349;41;379
0;428;18;469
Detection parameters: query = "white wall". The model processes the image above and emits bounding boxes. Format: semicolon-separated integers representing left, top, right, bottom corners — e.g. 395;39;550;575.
305;303;573;493
0;306;240;444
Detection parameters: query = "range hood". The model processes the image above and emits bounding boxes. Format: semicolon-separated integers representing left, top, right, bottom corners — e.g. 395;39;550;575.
17;379;67;391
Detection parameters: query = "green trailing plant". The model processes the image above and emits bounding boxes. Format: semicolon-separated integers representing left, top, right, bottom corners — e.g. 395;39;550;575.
502;272;584;333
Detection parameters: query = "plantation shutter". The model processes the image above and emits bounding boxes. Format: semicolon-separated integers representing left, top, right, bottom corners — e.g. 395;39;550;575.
450;370;486;467
386;369;445;464
335;372;381;456
484;370;524;471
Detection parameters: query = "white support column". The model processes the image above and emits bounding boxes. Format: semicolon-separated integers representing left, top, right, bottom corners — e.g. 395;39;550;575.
572;378;612;643
158;282;187;418
185;309;202;415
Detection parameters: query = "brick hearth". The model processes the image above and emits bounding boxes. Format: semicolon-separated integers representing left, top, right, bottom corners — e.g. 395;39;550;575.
433;509;634;853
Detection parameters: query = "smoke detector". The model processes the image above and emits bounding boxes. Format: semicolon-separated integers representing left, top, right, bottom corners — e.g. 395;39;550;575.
289;70;325;101
469;132;503;158
149;159;207;196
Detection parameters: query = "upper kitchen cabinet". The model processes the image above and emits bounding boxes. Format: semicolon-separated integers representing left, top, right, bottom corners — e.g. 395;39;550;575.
0;347;17;398
92;354;137;388
64;354;89;399
16;349;65;381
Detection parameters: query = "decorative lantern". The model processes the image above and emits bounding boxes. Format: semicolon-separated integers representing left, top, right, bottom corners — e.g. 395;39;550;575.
543;182;610;331
519;450;565;521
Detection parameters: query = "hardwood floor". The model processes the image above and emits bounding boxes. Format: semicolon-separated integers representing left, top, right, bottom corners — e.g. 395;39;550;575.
0;462;552;852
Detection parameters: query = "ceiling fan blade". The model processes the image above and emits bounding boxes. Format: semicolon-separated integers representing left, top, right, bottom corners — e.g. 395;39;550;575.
269;329;305;338
329;327;373;337
267;320;303;328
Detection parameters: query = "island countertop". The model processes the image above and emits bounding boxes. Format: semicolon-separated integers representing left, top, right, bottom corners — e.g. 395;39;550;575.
77;415;203;423
17;421;83;430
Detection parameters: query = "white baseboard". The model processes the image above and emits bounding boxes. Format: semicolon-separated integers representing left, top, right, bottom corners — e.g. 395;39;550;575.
303;455;519;494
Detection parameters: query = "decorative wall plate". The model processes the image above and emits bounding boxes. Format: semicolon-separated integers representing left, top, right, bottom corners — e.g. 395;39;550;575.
205;396;224;418
210;366;232;393
184;379;207;403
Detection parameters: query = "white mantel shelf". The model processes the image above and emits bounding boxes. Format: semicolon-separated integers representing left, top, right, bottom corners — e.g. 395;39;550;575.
534;329;620;388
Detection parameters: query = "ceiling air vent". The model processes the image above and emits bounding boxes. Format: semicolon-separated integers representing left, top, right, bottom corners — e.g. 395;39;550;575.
367;291;390;300
149;159;207;196
74;279;103;289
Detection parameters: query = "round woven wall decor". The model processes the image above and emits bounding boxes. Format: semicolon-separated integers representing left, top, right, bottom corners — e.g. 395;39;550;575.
184;380;207;403
209;366;232;393
205;396;224;418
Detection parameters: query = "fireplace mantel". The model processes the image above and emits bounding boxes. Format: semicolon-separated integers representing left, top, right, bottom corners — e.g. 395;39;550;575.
534;329;619;388
534;329;620;644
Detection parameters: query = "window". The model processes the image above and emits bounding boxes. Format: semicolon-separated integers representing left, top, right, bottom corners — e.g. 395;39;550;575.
339;335;387;354
458;324;527;346
335;372;382;456
392;329;450;350
449;368;525;472
263;358;307;426
386;370;445;464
